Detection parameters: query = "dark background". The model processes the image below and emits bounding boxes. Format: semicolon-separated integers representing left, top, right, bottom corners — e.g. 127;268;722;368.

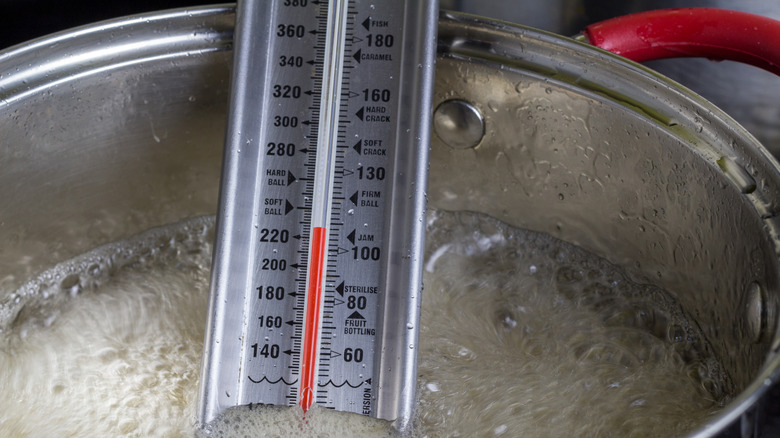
0;0;214;50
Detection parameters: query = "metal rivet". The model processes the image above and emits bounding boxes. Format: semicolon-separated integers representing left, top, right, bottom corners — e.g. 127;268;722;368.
433;99;484;149
745;282;766;344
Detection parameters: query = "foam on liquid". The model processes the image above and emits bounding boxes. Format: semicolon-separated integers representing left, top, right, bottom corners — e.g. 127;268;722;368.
0;212;726;437
414;210;725;437
0;219;213;437
197;405;398;438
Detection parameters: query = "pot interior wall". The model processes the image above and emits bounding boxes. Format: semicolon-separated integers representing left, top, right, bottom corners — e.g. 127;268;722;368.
0;6;778;435
0;9;233;293
432;15;780;398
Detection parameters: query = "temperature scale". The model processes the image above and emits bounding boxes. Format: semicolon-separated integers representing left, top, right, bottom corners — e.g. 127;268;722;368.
198;0;437;432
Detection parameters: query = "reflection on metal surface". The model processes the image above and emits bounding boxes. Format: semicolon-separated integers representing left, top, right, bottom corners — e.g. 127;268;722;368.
745;282;767;344
433;99;484;149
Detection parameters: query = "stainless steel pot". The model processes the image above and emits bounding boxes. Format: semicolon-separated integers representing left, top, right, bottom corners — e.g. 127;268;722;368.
440;0;780;157
1;5;779;437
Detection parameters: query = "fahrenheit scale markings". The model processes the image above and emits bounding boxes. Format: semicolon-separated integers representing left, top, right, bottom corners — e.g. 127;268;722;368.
198;0;437;432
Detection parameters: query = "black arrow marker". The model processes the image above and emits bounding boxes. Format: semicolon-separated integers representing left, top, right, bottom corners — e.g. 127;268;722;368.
285;200;294;215
347;311;365;320
353;49;361;64
356;107;364;121
347;230;356;244
287;172;297;186
349;191;359;205
353;139;362;154
335;281;345;297
362;17;371;31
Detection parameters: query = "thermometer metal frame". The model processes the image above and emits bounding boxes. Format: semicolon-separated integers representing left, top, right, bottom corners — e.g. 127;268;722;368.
198;0;437;431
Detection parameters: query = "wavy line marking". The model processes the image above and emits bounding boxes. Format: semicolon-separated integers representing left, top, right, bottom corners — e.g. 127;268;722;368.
318;379;367;389
247;375;298;385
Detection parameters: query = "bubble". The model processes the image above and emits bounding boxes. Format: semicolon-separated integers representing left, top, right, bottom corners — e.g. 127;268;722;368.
0;211;727;437
416;209;726;437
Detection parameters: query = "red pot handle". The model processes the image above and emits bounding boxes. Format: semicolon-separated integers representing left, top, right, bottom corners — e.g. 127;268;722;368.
581;8;780;76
